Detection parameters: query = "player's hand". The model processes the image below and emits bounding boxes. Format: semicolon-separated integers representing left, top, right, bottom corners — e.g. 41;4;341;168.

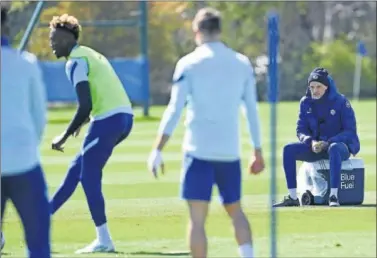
52;132;68;152
249;149;265;175
147;149;164;178
73;125;85;137
312;140;322;153
73;126;82;137
319;141;329;151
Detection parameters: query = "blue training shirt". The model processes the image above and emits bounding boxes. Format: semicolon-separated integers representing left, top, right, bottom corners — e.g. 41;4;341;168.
1;37;47;176
65;58;89;87
64;45;133;121
158;41;262;161
64;45;89;87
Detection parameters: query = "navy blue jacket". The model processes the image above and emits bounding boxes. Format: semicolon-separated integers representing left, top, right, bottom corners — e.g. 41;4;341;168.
296;76;360;156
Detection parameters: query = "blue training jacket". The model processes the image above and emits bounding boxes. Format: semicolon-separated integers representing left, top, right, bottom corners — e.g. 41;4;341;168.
296;76;360;156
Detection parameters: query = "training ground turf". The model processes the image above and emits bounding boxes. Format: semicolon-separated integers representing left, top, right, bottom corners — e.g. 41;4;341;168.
1;100;376;257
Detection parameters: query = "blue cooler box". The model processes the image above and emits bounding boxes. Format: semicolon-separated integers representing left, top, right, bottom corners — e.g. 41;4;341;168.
299;158;365;205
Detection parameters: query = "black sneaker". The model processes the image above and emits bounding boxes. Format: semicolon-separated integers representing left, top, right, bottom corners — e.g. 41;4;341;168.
329;195;340;207
273;195;300;207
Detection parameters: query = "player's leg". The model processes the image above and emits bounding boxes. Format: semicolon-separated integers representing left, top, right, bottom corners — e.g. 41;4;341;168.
327;142;350;206
214;160;254;258
76;113;132;253
187;201;210;258
78;138;113;253
50;153;82;214
50;113;133;216
7;165;51;258
114;117;133;146
283;142;325;190
274;142;326;207
180;154;214;258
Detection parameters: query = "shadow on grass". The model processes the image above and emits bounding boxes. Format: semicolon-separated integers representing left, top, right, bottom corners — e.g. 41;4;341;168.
129;250;190;256
0;251;63;256
111;251;126;255
47;250;125;256
1;251;63;256
342;203;376;208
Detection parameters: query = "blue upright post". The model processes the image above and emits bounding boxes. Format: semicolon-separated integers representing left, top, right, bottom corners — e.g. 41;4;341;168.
18;1;45;52
353;40;367;101
139;1;150;117
267;11;279;258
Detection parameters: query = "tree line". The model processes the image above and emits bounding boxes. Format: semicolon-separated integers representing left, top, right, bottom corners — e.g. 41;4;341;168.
7;1;376;103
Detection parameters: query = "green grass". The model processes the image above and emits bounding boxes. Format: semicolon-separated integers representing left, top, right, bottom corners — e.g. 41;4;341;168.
2;100;376;258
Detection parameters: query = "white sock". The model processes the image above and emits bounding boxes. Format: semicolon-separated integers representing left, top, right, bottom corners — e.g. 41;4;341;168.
288;189;297;200
239;243;254;258
96;223;112;244
330;188;338;198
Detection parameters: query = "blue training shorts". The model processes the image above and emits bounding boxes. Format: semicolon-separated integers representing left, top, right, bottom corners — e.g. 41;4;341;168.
180;153;242;204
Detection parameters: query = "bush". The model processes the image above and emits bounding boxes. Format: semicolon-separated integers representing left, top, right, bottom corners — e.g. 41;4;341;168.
302;39;376;98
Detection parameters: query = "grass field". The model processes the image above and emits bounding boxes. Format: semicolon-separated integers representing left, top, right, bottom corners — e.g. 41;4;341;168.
2;100;376;258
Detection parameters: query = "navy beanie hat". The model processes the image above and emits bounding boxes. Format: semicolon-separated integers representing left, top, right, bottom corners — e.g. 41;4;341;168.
307;67;330;87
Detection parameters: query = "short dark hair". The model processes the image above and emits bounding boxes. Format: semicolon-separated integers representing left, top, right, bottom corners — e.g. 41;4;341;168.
1;6;8;25
192;7;221;35
49;14;81;40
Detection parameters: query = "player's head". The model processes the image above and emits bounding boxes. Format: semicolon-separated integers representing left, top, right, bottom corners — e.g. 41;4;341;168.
1;2;10;36
308;67;330;99
49;14;81;58
192;7;221;46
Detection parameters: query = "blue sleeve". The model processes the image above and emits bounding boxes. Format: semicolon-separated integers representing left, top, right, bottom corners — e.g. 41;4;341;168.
157;59;189;136
296;98;313;145
65;58;89;87
328;99;358;144
29;57;47;143
241;64;261;149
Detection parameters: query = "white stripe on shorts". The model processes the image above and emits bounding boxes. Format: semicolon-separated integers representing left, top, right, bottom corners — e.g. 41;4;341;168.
81;138;99;155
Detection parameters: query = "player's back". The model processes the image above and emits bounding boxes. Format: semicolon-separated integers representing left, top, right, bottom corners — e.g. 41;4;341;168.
1;47;47;175
185;42;250;118
181;42;254;161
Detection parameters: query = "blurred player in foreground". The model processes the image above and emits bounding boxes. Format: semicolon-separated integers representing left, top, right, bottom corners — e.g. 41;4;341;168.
48;14;134;253
273;67;360;207
148;7;264;258
1;4;50;258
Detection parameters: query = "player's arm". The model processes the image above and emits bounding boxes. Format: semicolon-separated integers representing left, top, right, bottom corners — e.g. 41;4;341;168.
28;53;48;143
296;98;313;145
328;99;358;144
62;58;92;139
242;62;262;153
153;60;189;151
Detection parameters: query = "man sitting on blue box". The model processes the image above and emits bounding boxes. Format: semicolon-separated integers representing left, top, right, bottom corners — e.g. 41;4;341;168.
273;67;360;207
